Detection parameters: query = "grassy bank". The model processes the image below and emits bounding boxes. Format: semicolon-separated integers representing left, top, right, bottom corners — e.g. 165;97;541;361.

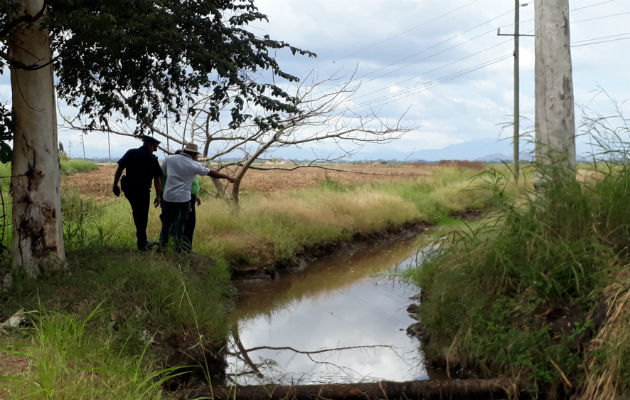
1;250;232;399
407;152;629;396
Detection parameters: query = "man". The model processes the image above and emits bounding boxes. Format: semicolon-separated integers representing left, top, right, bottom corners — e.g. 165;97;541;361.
112;135;163;250
159;143;235;251
160;149;201;251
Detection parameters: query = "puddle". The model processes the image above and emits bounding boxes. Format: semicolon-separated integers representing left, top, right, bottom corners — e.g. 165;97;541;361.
226;238;437;385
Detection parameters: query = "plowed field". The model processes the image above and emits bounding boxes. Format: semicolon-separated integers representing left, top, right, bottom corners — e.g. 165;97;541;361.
63;161;484;199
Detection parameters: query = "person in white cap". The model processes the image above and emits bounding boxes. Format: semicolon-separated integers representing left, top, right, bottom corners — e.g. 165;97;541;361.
159;143;235;251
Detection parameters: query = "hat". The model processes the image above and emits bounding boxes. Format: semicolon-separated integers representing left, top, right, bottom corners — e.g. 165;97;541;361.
141;135;161;145
182;143;200;154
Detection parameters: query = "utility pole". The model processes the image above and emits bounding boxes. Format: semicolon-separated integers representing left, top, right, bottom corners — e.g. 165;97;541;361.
498;1;534;182
80;132;86;159
534;0;575;171
107;131;112;166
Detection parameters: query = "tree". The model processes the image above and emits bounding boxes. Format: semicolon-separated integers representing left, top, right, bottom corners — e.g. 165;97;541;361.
64;74;409;205
0;0;312;277
534;0;576;170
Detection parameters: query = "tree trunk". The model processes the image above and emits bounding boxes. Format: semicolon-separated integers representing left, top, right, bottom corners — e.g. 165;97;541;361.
9;0;66;277
534;0;576;169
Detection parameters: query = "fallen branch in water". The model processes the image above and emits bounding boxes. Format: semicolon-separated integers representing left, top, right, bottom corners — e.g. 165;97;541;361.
205;377;517;400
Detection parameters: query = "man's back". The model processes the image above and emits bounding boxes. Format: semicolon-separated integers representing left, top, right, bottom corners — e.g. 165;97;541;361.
118;147;162;191
162;154;209;203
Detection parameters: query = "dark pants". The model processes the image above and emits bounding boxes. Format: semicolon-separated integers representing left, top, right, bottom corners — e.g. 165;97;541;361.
124;189;150;250
159;200;190;251
183;195;197;247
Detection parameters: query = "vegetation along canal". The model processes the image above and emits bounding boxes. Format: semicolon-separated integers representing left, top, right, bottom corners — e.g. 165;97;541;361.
226;236;440;385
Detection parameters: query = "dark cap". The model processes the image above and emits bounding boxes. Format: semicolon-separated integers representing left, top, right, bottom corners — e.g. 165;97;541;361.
141;135;161;145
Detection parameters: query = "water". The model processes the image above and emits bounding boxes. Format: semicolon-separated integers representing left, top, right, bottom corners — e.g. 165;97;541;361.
226;237;433;385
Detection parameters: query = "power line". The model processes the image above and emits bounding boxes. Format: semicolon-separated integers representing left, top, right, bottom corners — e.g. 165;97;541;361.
352;37;513;103
572;11;630;24
346;0;485;58
357;9;513;82
572;35;630;47
572;0;615;12
347;28;626;115
349;55;512;114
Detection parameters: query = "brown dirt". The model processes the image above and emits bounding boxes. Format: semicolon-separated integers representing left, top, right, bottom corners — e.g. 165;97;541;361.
61;161;485;199
0;352;29;399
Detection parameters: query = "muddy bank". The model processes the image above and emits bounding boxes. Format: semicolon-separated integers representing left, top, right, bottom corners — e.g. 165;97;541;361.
230;220;431;280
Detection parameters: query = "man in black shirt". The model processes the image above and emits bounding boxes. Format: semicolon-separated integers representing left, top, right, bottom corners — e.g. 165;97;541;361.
112;135;163;250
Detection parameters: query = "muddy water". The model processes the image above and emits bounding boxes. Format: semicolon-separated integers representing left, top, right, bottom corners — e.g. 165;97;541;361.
226;237;438;385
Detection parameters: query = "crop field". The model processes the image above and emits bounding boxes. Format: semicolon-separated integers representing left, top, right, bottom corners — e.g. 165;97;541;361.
62;161;486;198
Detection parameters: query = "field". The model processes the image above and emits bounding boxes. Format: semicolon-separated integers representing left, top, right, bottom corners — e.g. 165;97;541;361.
62;161;485;199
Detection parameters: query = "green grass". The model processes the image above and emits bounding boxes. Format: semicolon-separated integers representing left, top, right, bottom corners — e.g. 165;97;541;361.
60;159;99;175
407;130;629;397
0;249;233;399
1;308;177;400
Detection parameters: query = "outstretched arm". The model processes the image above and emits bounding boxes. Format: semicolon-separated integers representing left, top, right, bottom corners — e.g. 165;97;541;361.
208;169;236;183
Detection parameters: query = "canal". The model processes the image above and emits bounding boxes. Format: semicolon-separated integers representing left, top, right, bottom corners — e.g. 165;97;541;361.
226;236;438;385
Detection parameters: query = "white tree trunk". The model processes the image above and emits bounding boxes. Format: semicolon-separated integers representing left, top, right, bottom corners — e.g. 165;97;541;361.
9;0;66;277
534;0;576;168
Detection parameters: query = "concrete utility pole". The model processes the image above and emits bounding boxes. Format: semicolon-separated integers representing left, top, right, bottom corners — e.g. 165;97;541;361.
108;131;112;165
80;132;86;159
534;0;576;169
498;1;534;182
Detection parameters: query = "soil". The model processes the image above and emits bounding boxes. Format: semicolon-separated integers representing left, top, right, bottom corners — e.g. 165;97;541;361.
62;161;485;199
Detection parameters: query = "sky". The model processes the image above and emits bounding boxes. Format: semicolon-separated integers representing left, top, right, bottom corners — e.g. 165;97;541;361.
1;0;629;161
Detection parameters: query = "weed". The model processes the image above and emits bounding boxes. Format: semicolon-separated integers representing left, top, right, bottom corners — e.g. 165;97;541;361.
408;109;630;397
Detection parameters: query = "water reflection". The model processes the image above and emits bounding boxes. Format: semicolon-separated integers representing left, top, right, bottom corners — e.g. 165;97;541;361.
227;238;429;385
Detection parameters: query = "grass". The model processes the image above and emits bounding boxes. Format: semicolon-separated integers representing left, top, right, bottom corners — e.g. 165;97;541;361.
406;116;629;397
0;250;233;399
60;159;99;175
1;308;178;400
0;161;527;398
66;163;508;267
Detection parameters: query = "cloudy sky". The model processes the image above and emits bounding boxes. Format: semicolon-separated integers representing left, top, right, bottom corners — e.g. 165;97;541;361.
248;0;629;160
2;0;629;161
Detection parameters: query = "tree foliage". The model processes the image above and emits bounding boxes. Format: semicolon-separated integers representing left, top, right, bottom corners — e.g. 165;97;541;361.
0;0;314;149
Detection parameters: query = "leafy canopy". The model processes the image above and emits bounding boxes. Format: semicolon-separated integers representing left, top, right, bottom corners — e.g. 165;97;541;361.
0;0;314;160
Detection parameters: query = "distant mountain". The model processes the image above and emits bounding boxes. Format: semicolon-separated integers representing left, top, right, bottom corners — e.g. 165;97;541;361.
355;138;535;162
475;152;535;163
474;153;509;162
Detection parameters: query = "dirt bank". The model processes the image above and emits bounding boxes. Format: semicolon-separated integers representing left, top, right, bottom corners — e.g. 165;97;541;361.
230;220;431;280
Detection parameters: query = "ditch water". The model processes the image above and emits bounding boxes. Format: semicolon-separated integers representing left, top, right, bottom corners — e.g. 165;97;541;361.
226;236;440;385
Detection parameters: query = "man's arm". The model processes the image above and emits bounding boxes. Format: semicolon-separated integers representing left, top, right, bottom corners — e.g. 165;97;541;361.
208;169;236;183
153;176;163;206
112;165;124;196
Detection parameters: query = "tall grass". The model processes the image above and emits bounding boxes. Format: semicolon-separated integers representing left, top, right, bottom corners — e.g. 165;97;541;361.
0;307;176;400
407;112;629;397
60;159;99;175
91;164;506;267
1;250;233;399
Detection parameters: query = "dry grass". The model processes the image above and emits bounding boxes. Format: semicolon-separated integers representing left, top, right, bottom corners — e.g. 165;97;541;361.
576;268;630;400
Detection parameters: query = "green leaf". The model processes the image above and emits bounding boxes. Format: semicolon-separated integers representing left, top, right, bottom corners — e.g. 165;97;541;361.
0;142;12;163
